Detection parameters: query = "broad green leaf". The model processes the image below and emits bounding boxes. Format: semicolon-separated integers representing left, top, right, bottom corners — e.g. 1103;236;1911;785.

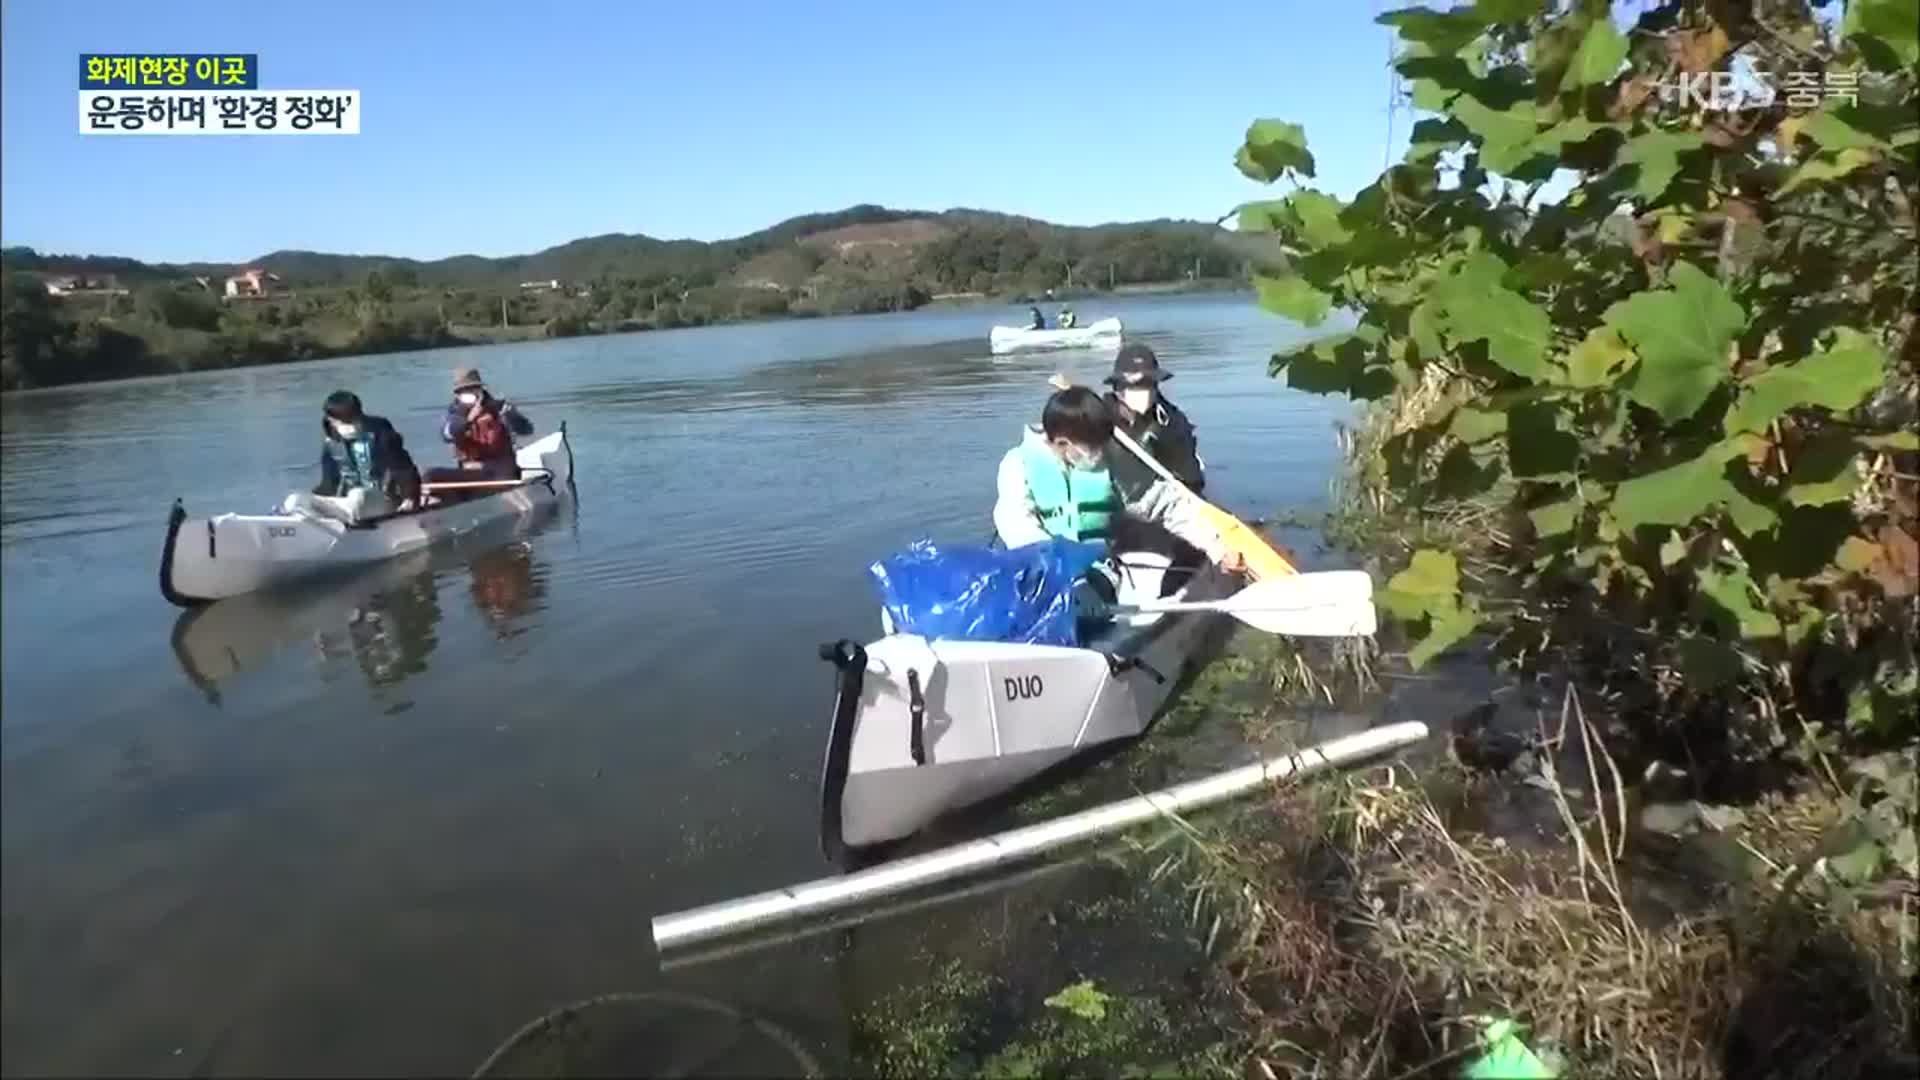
1609;439;1746;531
1236;200;1291;233
1565;18;1628;87
1237;119;1316;183
1408;604;1481;669
1508;402;1581;477
1786;437;1863;507
1410;301;1446;361
1699;567;1783;639
1474;0;1542;21
1560;326;1636;388
1528;496;1581;537
1779;147;1875;195
1836;536;1880;574
1659;532;1690;567
1255;274;1333;327
1407;117;1471;162
1378;7;1489;54
1725;485;1779;537
1802;109;1886;152
1858;431;1919;451
1676;636;1741;689
1449;407;1508;443
1288;190;1352;248
1829;840;1885;884
1606;263;1744;421
1433;254;1552;380
1725;328;1888;434
1457;97;1544;173
1619;130;1705;201
1381;549;1460;621
1843;0;1920;68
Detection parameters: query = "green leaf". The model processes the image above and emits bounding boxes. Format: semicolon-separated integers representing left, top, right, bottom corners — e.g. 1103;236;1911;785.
1508;403;1581;477
1237;119;1316;183
1378;7;1489;54
1606;263;1744;421
1410;301;1446;361
1255;274;1333;327
1844;0;1920;68
1724;484;1780;537
1836;536;1881;574
1449;407;1508;443
1528;496;1581;537
1433;253;1552;380
1457;97;1544;173
1858;431;1919;451
1609;439;1747;531
1699;567;1783;639
1565;18;1628;87
1408;603;1481;670
1407;117;1471;162
1786;437;1863;507
1288;190;1352;248
1725;328;1888;434
1802;109;1887;152
1779;147;1875;195
1381;549;1460;621
1560;326;1636;388
1619;130;1705;201
1677;636;1742;689
1044;980;1112;1023
1236;200;1292;233
1829;840;1885;885
1474;0;1542;21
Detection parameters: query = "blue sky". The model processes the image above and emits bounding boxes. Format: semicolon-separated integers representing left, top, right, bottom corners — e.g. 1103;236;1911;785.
1;0;1412;263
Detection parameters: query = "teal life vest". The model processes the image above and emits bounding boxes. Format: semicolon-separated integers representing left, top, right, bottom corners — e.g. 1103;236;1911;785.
1019;436;1118;543
328;432;379;489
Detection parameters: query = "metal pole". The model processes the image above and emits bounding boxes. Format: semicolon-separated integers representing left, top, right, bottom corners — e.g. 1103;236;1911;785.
651;721;1430;956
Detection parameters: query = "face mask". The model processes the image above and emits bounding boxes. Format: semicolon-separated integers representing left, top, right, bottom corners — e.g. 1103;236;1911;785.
457;392;479;406
331;421;361;439
1061;445;1104;471
1120;388;1153;415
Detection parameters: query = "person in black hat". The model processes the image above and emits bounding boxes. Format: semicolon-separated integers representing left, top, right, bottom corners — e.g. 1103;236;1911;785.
1103;343;1205;496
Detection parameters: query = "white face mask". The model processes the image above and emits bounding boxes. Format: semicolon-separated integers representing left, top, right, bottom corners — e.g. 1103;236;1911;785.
331;421;361;439
1060;444;1104;471
457;392;480;406
1120;388;1154;415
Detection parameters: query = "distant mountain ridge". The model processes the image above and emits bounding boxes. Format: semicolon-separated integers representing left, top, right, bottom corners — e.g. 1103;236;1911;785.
1;204;1243;288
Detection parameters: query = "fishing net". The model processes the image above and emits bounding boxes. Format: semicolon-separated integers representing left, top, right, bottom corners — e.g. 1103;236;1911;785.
471;991;822;1079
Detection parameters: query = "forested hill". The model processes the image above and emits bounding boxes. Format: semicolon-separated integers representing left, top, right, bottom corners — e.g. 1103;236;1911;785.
3;203;1267;294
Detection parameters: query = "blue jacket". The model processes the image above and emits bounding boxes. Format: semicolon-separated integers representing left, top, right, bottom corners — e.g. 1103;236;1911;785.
316;414;419;496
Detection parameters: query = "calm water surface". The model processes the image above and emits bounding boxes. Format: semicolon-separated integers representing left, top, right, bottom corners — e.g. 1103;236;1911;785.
1;294;1355;1075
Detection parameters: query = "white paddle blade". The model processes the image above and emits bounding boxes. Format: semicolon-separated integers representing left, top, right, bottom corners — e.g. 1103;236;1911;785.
1229;570;1374;609
1238;600;1377;637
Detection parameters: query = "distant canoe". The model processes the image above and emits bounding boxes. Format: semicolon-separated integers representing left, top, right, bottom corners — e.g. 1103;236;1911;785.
987;317;1123;355
160;428;574;606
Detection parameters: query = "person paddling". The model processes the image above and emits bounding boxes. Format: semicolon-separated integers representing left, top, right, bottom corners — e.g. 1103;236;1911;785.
992;384;1245;577
1100;343;1209;569
284;390;421;524
1029;305;1047;331
429;367;534;493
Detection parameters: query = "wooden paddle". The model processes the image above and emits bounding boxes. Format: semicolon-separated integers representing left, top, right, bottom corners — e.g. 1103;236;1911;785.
420;469;551;493
1048;373;1300;578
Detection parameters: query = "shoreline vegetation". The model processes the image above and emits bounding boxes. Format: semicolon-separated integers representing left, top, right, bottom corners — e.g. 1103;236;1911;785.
845;0;1914;1076
0;204;1271;393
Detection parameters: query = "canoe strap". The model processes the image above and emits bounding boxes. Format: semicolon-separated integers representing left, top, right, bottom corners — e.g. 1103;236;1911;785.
1105;654;1167;685
906;669;927;766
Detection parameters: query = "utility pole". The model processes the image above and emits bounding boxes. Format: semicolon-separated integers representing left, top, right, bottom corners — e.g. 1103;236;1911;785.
501;296;509;328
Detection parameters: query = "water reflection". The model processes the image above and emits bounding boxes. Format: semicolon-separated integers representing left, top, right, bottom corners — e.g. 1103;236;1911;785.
168;509;561;702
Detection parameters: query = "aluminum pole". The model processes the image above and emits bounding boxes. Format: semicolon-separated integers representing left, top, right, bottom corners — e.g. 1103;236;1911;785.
651;721;1429;956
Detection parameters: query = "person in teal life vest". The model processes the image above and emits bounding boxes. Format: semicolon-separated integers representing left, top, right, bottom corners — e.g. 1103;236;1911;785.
992;386;1245;608
282;390;421;524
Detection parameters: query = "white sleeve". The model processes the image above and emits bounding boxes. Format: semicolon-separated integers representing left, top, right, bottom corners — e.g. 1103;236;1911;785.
1127;479;1228;563
993;448;1053;548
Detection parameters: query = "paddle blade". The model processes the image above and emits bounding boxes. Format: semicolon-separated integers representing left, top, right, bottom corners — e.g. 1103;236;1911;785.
1227;571;1374;610
1236;600;1377;637
1198;502;1297;579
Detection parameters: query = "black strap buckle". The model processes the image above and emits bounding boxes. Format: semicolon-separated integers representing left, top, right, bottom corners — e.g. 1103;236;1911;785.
1106;654;1167;684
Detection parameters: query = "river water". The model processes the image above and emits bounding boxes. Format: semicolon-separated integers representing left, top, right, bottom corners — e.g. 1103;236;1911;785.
1;293;1356;1075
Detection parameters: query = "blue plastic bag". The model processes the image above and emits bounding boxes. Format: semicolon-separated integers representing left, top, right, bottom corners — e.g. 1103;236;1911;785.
868;538;1108;647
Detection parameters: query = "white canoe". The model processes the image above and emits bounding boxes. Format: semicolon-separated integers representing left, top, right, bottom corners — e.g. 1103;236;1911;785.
160;426;574;606
987;317;1123;355
817;552;1235;863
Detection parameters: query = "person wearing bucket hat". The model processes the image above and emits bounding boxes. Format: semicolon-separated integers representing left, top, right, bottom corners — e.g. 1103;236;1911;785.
1102;343;1205;496
428;367;534;493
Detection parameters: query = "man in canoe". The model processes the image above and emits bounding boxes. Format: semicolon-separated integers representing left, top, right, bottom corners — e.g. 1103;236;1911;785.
1059;307;1078;329
1103;343;1204;494
1029;305;1046;330
992;385;1246;592
283;390;422;524
426;367;534;495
